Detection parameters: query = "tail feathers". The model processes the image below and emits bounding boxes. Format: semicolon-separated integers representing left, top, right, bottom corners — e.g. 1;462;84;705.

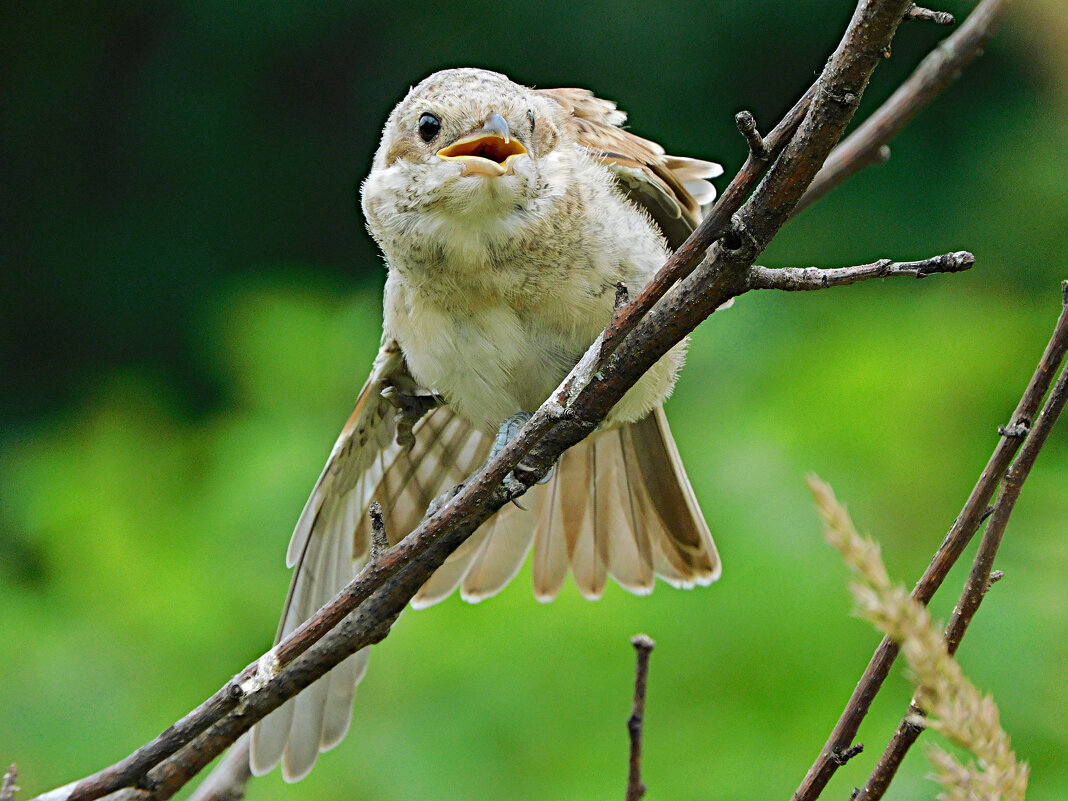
411;404;719;606
531;473;569;602
459;506;536;602
526;405;718;601
625;407;720;587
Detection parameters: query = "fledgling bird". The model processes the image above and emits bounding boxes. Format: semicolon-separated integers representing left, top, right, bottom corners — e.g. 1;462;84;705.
250;67;724;782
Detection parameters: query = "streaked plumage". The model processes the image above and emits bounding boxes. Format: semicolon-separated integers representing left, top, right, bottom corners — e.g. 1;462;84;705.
251;68;723;782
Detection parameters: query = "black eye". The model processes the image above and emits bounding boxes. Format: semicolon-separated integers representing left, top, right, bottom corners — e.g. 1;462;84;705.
418;112;441;142
527;110;535;132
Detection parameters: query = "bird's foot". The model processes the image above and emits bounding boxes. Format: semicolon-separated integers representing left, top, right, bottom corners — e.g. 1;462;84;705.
381;384;441;447
491;412;555;488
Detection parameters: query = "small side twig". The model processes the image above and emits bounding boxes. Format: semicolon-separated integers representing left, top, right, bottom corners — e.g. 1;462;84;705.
735;111;769;161
906;4;955;25
748;251;973;291
831;744;864;766
625;635;655;801
368;501;390;562
2;765;19;801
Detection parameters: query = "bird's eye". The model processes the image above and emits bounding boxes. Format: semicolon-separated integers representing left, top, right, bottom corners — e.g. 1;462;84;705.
418;112;441;142
527;110;535;132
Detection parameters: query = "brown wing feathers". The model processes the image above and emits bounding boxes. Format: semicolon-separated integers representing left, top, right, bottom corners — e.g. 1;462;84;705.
537;86;722;247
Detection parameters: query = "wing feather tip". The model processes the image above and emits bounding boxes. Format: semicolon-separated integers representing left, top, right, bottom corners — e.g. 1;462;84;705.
658;566;721;590
281;753;317;784
409;595;440;610
248;752;277;778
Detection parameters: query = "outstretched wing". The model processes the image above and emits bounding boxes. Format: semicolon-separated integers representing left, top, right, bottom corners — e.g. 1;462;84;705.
537;86;723;248
250;337;493;782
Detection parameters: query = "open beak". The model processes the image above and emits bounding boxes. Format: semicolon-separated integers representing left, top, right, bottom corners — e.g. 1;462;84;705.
437;113;527;176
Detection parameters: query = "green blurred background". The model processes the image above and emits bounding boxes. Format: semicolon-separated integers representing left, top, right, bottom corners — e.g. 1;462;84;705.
2;2;1066;799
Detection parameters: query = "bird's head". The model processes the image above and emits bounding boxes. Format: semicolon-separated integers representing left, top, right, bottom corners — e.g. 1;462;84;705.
362;68;574;225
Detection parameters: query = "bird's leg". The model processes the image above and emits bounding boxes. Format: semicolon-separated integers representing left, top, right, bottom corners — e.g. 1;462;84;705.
420;411;552;524
492;411;555;488
380;384;441;448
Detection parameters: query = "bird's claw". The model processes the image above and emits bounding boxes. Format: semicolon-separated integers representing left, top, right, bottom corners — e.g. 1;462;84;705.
491;412;556;489
381;384;441;447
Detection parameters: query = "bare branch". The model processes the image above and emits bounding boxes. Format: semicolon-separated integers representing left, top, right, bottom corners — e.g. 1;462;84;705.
796;0;1013;213
625;635;655;801
795;284;1068;801
812;478;1030;799
856;285;1068;801
748;251;973;291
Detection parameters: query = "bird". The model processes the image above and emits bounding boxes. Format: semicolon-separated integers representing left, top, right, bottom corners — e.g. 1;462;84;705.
250;67;724;782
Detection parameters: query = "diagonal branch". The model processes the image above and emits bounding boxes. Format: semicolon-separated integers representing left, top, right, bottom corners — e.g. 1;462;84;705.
854;283;1068;801
796;0;1014;214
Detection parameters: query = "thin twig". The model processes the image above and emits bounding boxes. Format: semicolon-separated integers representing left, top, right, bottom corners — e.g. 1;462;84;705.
625;635;655;801
748;251;973;290
856;285;1068;801
906;4;956;25
735;111;769;160
794;283;1068;801
796;0;1013;213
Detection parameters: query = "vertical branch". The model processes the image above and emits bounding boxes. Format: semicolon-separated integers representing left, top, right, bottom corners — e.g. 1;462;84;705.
625;635;655;801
